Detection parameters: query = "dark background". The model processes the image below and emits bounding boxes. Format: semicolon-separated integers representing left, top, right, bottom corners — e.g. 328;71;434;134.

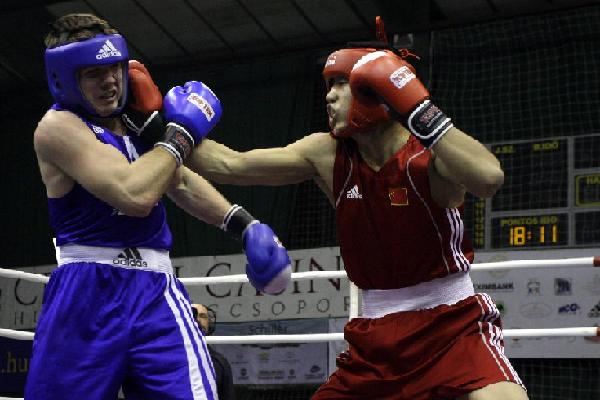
0;0;598;265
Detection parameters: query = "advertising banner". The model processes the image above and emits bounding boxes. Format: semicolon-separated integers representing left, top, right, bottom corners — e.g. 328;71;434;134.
213;319;328;385
473;248;600;358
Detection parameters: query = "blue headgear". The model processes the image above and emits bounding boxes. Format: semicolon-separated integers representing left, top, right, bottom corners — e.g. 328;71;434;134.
45;34;129;117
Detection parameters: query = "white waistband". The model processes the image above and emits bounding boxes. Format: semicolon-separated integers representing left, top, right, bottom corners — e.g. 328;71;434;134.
361;273;475;318
56;244;173;274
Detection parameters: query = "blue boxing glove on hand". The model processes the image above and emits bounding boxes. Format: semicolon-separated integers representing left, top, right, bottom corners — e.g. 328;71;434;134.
158;81;223;165
221;205;291;294
244;224;292;294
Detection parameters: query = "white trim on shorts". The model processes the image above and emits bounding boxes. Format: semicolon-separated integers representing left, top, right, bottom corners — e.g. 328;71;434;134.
361;272;475;318
55;243;173;274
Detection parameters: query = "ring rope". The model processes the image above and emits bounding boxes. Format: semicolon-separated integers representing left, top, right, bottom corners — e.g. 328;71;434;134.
1;256;597;286
2;327;598;343
1;256;599;344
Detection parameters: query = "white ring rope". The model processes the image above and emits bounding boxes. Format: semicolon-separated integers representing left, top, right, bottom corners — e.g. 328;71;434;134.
2;327;598;342
0;256;598;285
1;256;599;344
0;268;49;283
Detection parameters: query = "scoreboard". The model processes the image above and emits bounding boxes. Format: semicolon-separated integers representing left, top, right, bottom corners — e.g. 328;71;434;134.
463;134;600;250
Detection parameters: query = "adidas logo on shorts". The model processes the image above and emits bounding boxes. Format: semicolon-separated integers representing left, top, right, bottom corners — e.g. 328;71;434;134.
346;184;363;199
96;39;122;60
113;247;148;268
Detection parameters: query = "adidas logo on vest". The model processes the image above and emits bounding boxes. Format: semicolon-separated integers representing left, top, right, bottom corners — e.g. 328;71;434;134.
96;39;122;60
346;184;363;199
113;247;148;268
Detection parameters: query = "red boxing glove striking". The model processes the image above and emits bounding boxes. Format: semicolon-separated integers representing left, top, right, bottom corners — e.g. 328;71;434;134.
128;60;162;113
122;60;166;144
349;51;453;148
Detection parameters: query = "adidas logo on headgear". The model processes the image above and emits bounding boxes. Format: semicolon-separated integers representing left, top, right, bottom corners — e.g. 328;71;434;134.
96;39;122;60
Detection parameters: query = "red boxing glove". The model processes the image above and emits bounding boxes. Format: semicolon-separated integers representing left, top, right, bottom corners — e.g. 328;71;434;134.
349;51;453;148
128;60;162;113
122;60;166;144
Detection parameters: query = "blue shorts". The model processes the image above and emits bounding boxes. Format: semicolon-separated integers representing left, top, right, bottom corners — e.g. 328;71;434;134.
25;262;218;400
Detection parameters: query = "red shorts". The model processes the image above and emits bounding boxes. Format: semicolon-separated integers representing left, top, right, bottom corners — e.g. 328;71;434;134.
312;293;524;400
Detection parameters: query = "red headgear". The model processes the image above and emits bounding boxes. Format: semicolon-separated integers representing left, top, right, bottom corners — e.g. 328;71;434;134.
322;48;390;137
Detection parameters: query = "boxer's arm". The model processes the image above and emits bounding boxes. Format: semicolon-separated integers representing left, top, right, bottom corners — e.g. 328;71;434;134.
167;167;292;295
166;166;231;225
34;110;177;217
430;126;504;201
187;133;329;186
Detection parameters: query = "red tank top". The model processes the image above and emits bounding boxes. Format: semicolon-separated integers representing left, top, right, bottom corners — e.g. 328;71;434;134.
333;136;474;290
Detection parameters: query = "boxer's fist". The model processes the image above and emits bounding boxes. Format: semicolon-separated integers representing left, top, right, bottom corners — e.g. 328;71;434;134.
157;81;222;165
122;60;165;144
349;51;427;116
350;51;453;148
128;60;162;113
243;224;291;295
163;81;222;144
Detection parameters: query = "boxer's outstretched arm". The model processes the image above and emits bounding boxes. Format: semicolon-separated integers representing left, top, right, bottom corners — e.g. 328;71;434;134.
187;133;327;186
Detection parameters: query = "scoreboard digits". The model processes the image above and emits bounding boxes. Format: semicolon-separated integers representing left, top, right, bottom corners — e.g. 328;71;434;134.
463;135;600;250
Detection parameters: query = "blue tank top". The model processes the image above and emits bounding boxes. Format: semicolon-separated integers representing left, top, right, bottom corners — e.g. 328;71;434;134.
47;104;172;250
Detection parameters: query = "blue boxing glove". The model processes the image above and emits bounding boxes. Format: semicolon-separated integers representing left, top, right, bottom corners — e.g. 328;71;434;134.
158;81;223;165
244;224;292;294
221;205;292;294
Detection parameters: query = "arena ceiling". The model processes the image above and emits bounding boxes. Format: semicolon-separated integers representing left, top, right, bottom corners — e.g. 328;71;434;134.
0;0;596;92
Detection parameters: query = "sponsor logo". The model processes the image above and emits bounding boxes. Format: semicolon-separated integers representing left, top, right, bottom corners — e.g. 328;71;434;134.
417;102;442;127
474;282;514;292
558;303;580;315
519;302;552;319
187;93;216;121
389;66;416;90
325;54;336;67
96;39;122;60
303;364;326;380
91;125;104;134
238;367;249;380
258;369;285;379
346;184;362;199
112;247;148;268
588;301;600;318
554;278;572;296
527;279;541;296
